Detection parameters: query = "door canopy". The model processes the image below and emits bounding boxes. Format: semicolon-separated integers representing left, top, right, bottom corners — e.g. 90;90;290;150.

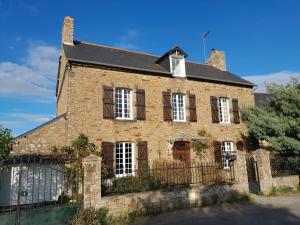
168;131;208;144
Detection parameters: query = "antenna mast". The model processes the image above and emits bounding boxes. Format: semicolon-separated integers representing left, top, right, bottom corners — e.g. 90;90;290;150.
202;31;210;62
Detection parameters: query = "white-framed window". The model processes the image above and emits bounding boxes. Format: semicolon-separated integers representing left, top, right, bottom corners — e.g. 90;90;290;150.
115;88;133;120
115;142;135;177
218;98;230;123
221;141;234;169
170;54;186;77
172;94;186;122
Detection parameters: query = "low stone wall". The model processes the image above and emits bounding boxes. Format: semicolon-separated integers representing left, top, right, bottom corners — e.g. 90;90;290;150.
97;184;243;216
272;175;299;190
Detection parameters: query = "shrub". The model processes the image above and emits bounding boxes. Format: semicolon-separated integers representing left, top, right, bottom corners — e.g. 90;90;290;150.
270;186;294;196
72;208;108;225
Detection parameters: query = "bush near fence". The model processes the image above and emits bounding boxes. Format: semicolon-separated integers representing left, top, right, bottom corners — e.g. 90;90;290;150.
102;160;234;196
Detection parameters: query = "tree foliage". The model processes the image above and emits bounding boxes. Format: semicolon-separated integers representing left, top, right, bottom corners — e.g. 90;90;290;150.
0;126;14;167
242;78;300;157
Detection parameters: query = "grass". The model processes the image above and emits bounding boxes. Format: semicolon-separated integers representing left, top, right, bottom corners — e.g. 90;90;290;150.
270;186;298;196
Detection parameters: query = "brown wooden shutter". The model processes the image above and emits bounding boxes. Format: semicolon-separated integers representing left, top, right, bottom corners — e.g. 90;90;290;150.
236;141;244;151
101;142;114;171
103;86;114;119
213;141;223;164
189;94;197;122
136;89;146;120
163;91;172;121
210;96;219;123
232;98;240;124
137;141;148;170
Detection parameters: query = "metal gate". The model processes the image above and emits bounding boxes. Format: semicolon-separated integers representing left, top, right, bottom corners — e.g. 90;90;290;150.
0;155;83;225
246;158;260;193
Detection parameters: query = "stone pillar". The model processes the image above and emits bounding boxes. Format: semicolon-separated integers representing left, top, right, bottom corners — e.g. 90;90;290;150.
233;151;249;193
252;149;272;194
82;154;102;208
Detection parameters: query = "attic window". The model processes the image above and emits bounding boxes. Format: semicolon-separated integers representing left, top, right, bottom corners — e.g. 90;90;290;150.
170;53;186;77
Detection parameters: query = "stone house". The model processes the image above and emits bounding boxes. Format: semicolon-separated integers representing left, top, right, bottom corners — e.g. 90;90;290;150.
13;16;255;177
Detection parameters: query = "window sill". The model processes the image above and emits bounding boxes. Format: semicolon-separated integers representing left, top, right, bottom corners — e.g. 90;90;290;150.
114;118;136;122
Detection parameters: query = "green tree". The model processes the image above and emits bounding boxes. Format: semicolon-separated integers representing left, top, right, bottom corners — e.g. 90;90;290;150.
0;126;14;167
242;78;300;157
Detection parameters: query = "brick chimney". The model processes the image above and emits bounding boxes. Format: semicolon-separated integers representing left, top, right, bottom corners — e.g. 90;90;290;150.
205;49;226;71
62;16;74;45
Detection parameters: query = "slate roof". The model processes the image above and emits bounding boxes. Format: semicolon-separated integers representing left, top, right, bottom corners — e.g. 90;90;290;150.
63;41;254;87
254;93;274;107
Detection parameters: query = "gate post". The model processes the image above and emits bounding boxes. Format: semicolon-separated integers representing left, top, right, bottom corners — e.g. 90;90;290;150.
252;149;272;194
82;154;102;208
233;151;249;193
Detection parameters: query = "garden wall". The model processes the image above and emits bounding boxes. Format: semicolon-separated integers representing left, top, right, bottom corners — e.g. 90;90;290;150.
272;175;299;190
97;184;244;216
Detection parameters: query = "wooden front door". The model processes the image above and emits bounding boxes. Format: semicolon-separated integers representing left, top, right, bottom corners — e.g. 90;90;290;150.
172;141;191;166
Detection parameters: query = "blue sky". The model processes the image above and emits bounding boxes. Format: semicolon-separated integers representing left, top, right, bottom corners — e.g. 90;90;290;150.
1;0;300;136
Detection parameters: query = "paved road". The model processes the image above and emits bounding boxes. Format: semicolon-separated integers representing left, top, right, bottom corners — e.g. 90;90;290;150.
132;193;300;225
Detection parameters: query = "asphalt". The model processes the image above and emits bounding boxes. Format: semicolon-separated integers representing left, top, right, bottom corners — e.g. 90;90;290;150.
131;193;300;225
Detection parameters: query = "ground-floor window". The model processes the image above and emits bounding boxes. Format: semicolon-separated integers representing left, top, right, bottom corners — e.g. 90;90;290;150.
115;142;135;177
221;141;234;169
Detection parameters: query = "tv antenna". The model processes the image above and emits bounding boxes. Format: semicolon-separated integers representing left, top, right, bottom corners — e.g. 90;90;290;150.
202;31;210;62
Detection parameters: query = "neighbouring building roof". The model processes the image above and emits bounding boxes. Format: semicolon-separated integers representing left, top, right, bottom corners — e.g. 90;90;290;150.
254;93;274;107
13;113;67;140
63;41;254;87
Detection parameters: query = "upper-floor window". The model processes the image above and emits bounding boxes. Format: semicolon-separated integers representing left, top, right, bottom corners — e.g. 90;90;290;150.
115;142;135;177
115;88;132;119
221;141;234;169
172;94;186;122
170;54;186;77
218;98;230;123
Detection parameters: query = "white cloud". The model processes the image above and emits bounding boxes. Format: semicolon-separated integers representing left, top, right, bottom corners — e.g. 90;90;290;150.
10;113;53;123
243;71;300;92
115;29;139;50
0;44;60;101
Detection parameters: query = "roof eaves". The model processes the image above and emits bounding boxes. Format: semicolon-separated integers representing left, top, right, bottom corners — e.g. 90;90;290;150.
66;57;254;87
187;74;254;87
14;113;67;140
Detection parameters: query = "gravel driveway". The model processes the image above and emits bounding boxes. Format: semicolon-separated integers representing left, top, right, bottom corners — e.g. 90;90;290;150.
131;193;300;225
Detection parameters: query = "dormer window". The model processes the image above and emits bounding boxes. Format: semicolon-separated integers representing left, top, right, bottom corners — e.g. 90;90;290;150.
170;53;186;77
156;46;187;77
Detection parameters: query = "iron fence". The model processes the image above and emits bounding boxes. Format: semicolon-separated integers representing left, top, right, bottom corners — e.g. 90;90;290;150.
0;155;83;217
270;157;300;177
102;161;235;196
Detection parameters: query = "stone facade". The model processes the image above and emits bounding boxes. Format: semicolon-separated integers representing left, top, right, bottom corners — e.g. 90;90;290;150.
53;64;254;165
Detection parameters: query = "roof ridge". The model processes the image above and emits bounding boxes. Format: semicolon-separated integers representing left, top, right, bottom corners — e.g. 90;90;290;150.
78;41;161;58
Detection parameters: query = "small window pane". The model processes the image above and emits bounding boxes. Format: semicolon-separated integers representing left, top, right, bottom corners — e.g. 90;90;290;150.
115;142;134;177
172;94;185;121
115;89;132;119
219;98;230;123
